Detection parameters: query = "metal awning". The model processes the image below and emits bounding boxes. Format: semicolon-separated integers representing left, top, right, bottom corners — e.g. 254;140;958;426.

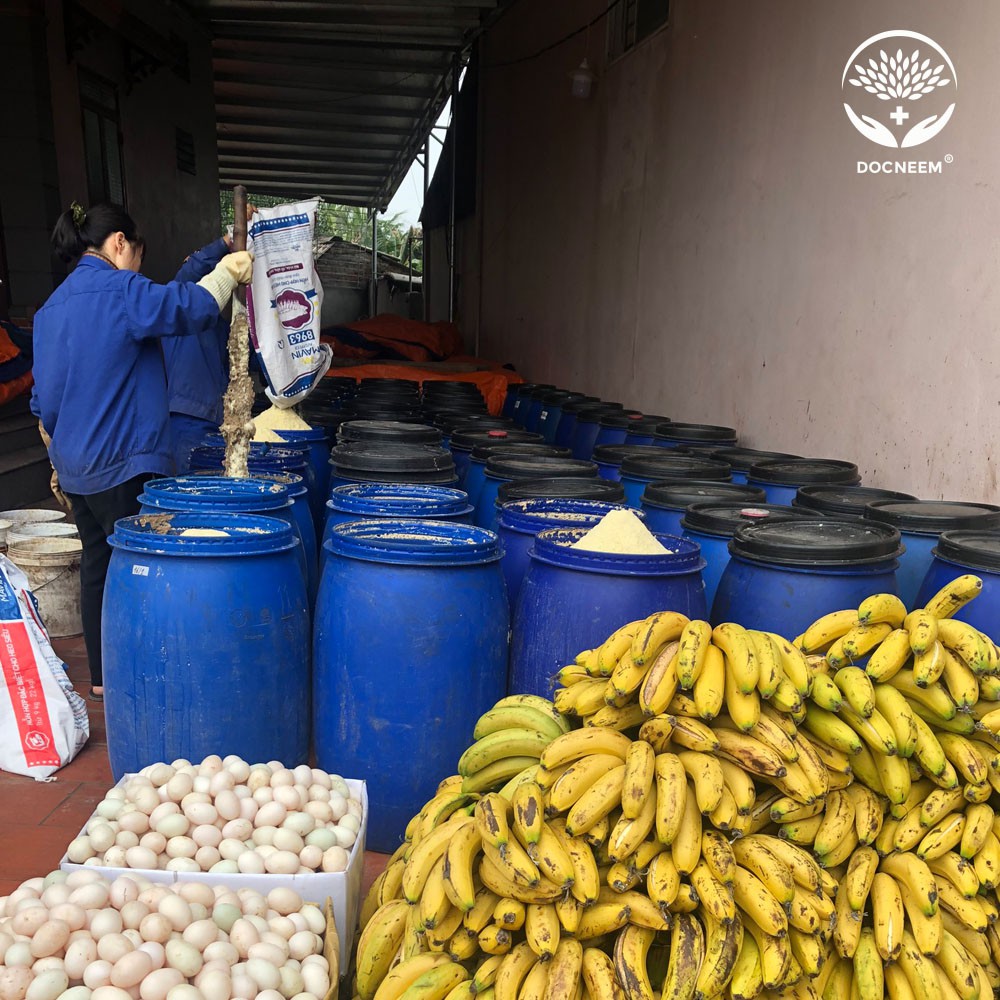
186;1;504;208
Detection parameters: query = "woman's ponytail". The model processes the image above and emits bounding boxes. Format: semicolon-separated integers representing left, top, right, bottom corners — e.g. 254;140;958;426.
50;202;141;264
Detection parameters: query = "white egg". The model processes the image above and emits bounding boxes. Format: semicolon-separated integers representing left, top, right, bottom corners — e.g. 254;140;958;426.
25;970;69;1000
181;919;218;951
109;877;142;909
12;907;49;938
191;825;222;849
147;804;180;828
320;846;348;873
279;967;305;1000
238;798;258;822
89;826;119;854
113;831;140;851
0;967;32;1000
247;943;285;968
271;830;303;855
164;939;202;979
217;839;247;862
118;901;150;931
193;847;220;870
301;966;329;999
118;812;150;837
137;941;165;969
203;940;238;965
156;896;192;933
194;969;229;1000
287;932;320;962
333;827;356;850
66;838;96;864
137;913;172;945
212;791;240;823
102;848;128;868
246;768;271;794
164;858;199;873
60;987;92;1000
298;846;322;871
96;933;134;964
138;968;184;1000
246;959;280;992
252;788;274;807
326;795;347;823
82;962;113;990
138;833;166;856
228;919;259;959
96;800;124;821
251;827;276;848
64;936;98;978
110;950;153;989
164;837;197;860
90;909;124;938
299;906;325;937
220;818;252;842
91;987;133;1000
165;773;194;803
124;848;158;872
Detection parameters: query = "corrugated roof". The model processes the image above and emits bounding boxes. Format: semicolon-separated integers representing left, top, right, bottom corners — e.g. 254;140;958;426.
187;0;504;208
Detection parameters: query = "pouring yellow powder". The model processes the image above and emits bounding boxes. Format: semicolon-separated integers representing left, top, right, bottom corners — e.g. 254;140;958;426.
571;509;669;555
252;404;312;442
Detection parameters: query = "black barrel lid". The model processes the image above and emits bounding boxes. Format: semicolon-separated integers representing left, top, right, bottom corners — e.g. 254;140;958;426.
574;403;626;423
338;420;442;445
865;500;1000;534
711;447;801;472
498;477;627;504
535;389;581;405
621;454;732;482
485;456;599;480
730;518;902;566
423;380;484;393
748;458;860;486
599;411;645;428
654;422;737;442
329;442;455;473
625;415;672;434
643;480;767;509
559;396;603;415
451;427;543;450
681;501;821;537
592;444;672;466
437;415;513;435
471;442;571;462
795;485;918;517
514;384;557;400
934;530;1000;572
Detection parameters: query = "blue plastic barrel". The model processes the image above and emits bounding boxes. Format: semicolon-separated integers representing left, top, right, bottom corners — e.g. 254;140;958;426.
497;477;627;506
436;416;511;450
314;520;508;852
747;458;861;505
793;485;918;520
449;428;543;487
271;428;331;510
712;519;902;635
465;443;571;511
865;500;1000;608
475;456;599;528
592;445;673;482
553;396;600;449
570;404;625;460
501;384;521;419
497;499;638;605
593;412;645;449
653;422;737;450
620;454;732;506
510;527;707;697
640;480;767;536
338;419;442;447
321;483;473;567
103;513;309;780
512;384;554;427
624;415;672;447
328;443;458;491
536;392;586;444
710;448;801;485
916;531;1000;641
681;502;821;609
138;475;311;599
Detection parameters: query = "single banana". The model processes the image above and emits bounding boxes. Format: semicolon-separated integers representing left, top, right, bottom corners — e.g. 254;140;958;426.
731;836;795;904
670;780;702;875
458;729;551;777
692;641;726;720
676;619;713;689
852;928;885;1000
659;913;703;1000
547;753;627;813
905;609;940;656
530;820;576;888
799;608;858;653
695;910;743;1000
866;627;913;682
524;903;560;960
357;899;411;1000
405;814;477;903
492;898;526;933
858;592;907;628
620;740;656;820
492;941;536;1000
539;728;632;771
667;714;720;752
733;865;787;936
631;611;689;665
475;794;511;854
923;575;983;620
637;640;681;717
511;780;544;850
473;704;568;742
690;859;736;923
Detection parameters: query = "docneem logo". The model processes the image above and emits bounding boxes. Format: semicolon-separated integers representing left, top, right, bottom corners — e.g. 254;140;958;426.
842;30;957;174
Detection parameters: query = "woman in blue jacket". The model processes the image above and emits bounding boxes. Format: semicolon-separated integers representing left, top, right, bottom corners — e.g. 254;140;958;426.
31;202;253;700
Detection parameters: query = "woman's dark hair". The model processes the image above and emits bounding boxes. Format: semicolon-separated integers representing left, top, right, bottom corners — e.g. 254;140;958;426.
51;202;142;264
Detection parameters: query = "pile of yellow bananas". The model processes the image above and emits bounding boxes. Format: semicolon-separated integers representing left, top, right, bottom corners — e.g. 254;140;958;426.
354;574;1000;1000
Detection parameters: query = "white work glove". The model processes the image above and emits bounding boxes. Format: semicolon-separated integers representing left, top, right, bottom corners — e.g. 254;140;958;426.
198;250;254;310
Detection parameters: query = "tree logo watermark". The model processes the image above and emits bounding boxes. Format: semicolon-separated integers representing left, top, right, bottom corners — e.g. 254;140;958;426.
842;30;956;149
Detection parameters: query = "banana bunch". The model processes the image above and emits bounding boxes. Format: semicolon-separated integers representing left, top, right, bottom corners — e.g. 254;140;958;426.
456;695;571;794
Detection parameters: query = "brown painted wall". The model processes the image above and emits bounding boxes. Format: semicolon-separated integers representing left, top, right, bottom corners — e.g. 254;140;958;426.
472;1;1000;499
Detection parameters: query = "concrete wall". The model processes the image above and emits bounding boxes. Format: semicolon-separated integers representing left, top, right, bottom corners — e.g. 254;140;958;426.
45;0;220;284
472;0;1000;500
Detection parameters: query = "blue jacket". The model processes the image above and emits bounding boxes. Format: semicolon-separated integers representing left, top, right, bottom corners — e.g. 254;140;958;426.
163;237;230;423
30;255;220;495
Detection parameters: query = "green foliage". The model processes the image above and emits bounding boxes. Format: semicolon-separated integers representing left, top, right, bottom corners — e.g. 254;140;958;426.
219;194;420;272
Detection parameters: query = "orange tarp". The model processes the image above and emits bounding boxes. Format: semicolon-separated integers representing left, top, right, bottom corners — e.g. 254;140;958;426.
325;364;523;415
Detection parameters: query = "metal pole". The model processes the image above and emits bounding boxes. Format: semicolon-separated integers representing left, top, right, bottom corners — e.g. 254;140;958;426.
448;59;459;324
408;228;414;295
423;138;430;322
370;210;378;317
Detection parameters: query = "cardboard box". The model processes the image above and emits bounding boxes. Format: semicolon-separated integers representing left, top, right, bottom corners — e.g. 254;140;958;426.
60;774;367;974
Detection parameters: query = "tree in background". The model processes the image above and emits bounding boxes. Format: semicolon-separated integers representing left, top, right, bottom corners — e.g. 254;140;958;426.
220;194;418;271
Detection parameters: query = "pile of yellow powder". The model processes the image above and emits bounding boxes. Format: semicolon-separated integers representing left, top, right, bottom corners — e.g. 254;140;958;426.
252;405;312;442
571;509;669;555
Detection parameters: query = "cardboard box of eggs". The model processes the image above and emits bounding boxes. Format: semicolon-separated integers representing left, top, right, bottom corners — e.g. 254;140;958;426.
0;869;340;1000
58;757;366;973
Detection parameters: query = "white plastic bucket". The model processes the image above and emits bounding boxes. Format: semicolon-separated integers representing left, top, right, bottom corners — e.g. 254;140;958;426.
7;536;83;638
0;518;12;553
0;508;66;525
6;522;79;547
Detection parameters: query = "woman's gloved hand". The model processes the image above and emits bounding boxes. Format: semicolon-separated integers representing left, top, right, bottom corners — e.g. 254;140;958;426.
197;250;255;309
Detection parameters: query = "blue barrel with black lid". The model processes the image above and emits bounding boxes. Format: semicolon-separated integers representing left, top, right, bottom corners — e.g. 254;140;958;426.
465;441;569;509
653;422;737;450
710;448;801;485
553;396;600;448
915;531;1000;641
712;518;902;635
497;476;627;506
570;403;625;461
475;455;599;529
511;384;555;427
496;498;639;604
266;428;331;512
593;445;687;482
321;483;473;568
449;427;543;487
509;525;707;697
314;519;508;852
338;419;442;447
536;391;588;444
794;485;918;519
620;453;732;506
593;411;646;450
865;500;1000;608
436;415;512;450
624;415;672;447
328;442;458;491
681;501;821;608
747;458;861;505
103;512;310;780
640;480;767;536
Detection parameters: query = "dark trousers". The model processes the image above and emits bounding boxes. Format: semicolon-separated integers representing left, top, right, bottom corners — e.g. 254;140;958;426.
66;474;154;688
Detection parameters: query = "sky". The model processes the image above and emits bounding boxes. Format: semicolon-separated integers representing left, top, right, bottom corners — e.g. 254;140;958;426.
385;98;451;227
